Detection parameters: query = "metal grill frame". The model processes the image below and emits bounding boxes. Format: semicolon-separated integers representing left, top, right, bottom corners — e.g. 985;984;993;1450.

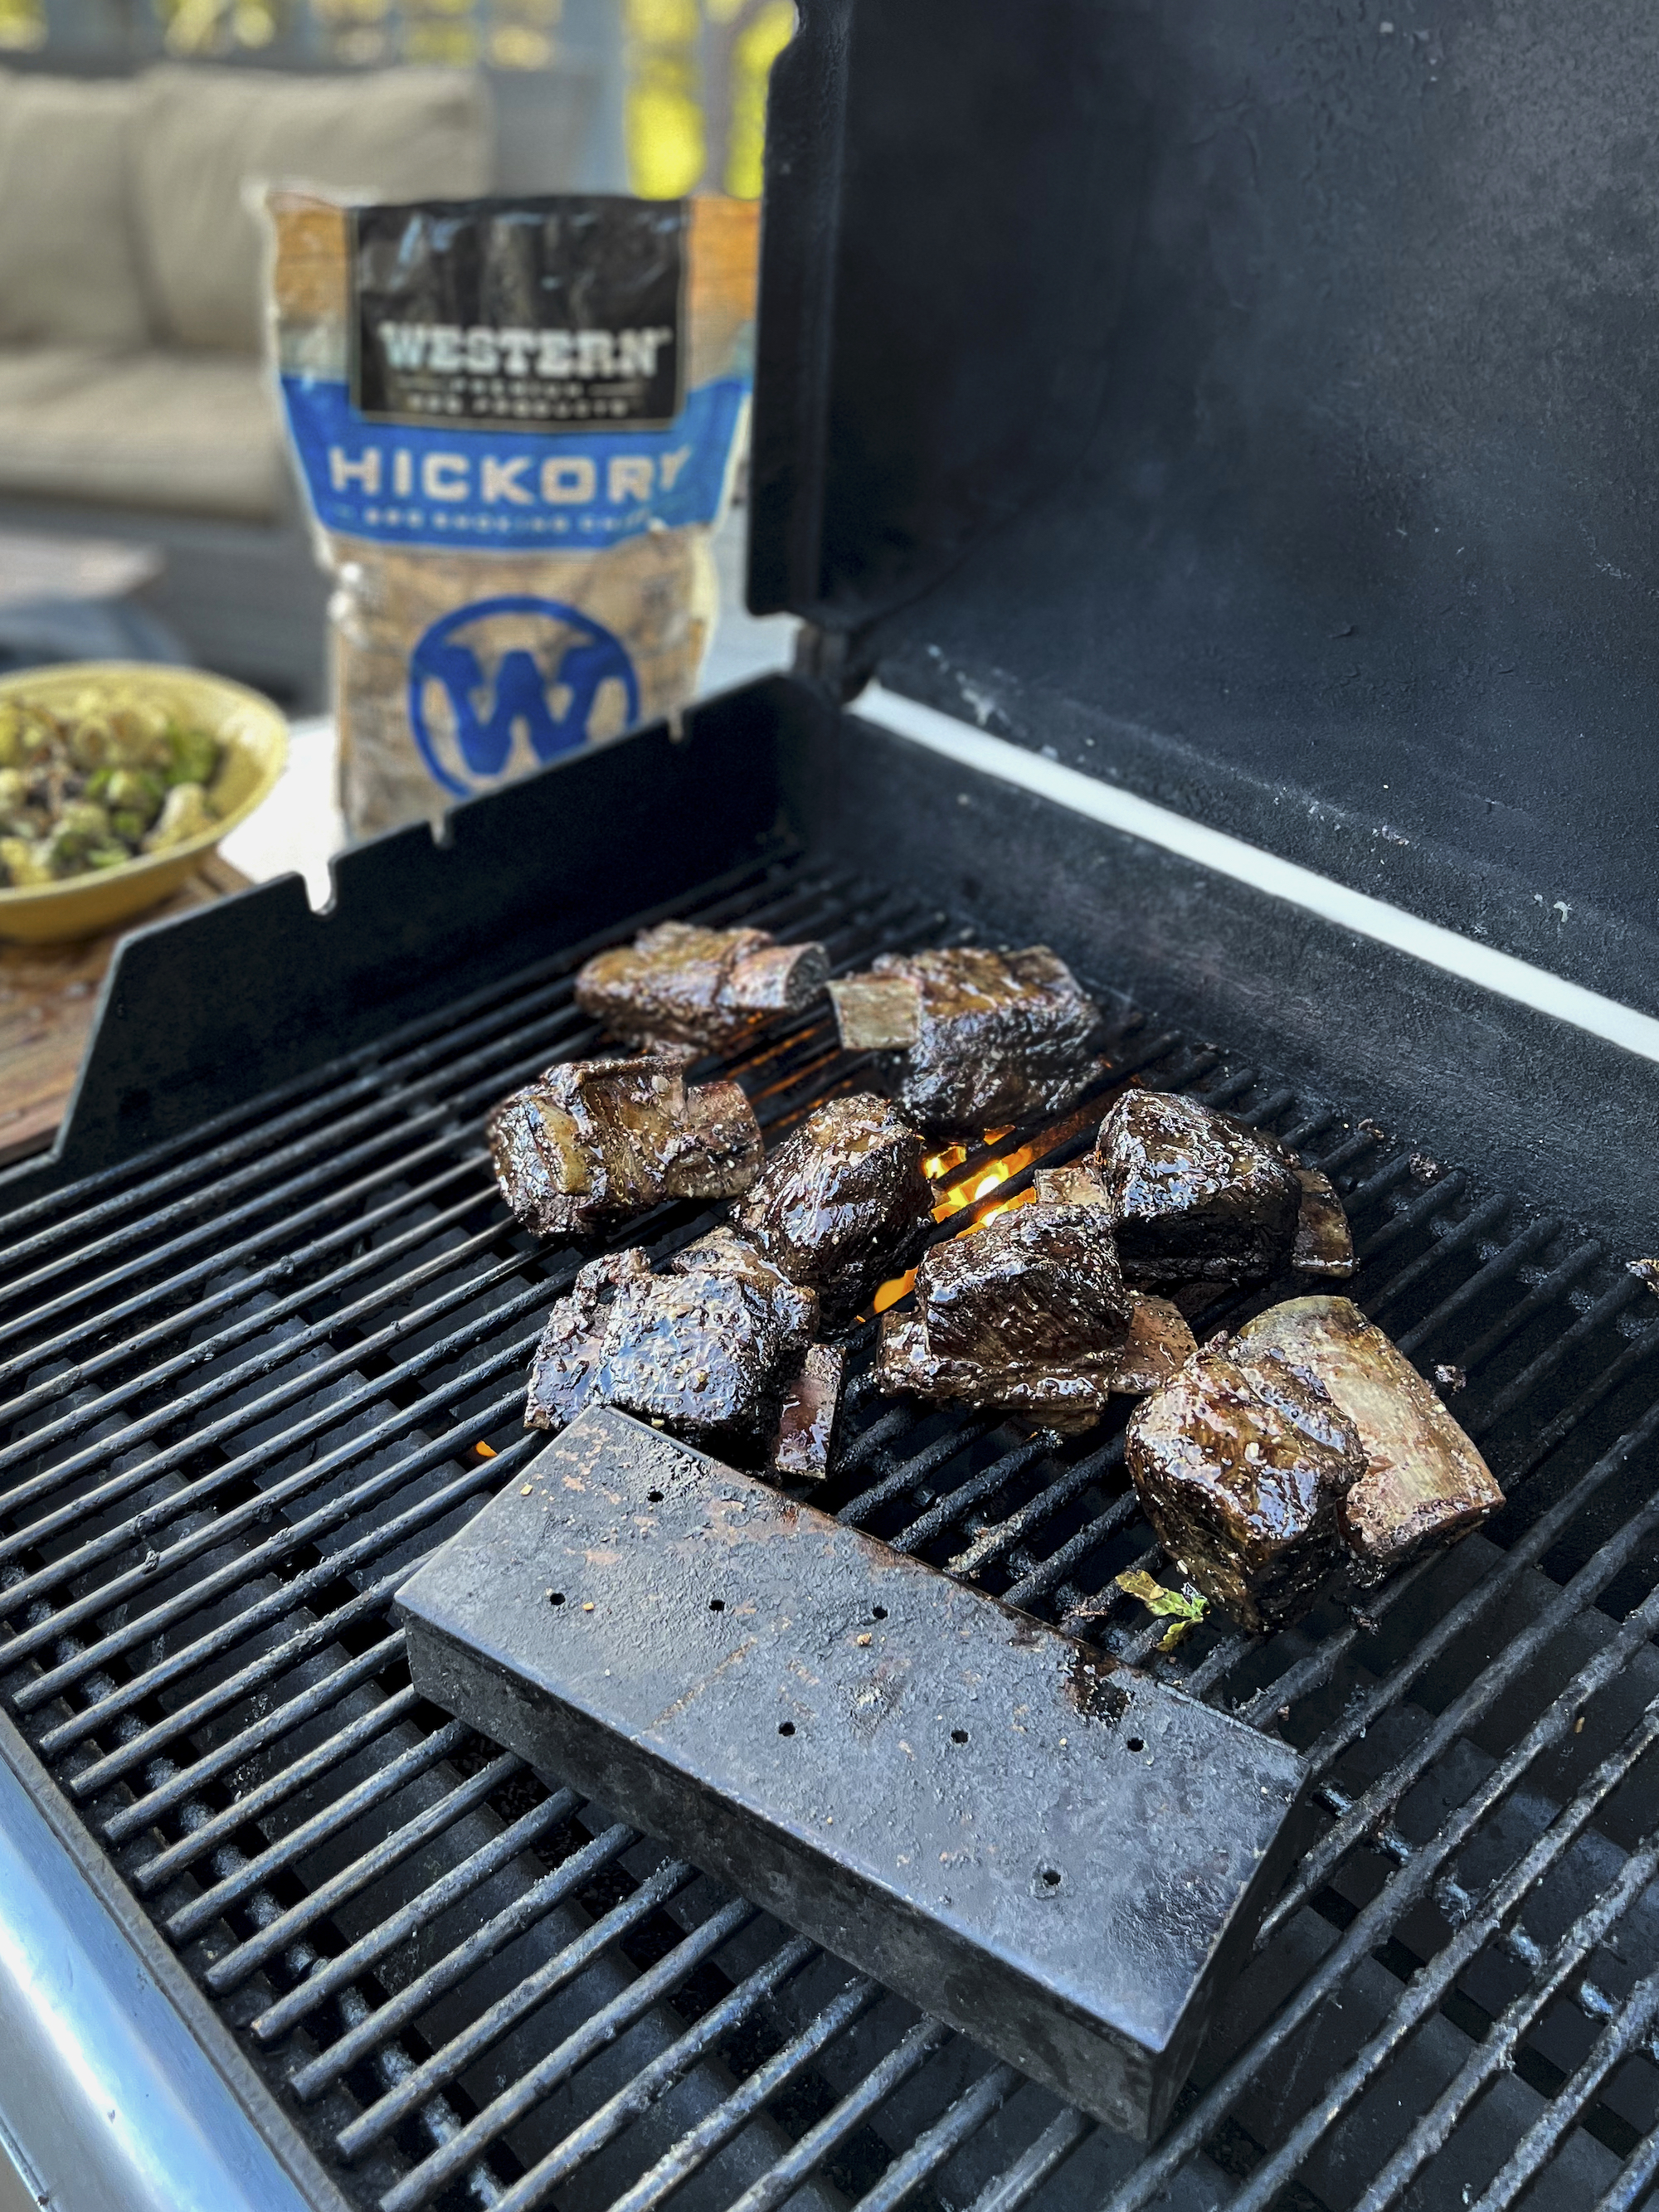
6;743;1659;2212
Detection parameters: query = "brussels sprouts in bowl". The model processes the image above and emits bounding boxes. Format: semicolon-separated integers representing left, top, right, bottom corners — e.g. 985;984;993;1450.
0;664;287;943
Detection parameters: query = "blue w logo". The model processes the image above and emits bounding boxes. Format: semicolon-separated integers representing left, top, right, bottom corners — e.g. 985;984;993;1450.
407;595;640;797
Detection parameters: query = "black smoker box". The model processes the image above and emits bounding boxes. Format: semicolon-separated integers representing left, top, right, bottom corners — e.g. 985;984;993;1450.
7;4;1659;2211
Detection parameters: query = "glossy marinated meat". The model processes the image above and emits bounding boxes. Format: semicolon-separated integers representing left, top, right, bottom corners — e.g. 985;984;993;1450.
773;1340;846;1480
828;946;1102;1131
1092;1089;1304;1291
1235;1296;1501;1582
1126;1342;1367;1631
489;1054;761;1237
1036;1134;1354;1288
524;1232;819;1465
876;1203;1194;1435
734;1091;933;1324
575;921;830;1055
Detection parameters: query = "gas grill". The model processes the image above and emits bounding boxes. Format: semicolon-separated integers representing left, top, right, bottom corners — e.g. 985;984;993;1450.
7;2;1659;2207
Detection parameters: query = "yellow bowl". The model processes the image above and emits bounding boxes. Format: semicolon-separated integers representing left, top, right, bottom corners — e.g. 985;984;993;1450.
0;664;288;944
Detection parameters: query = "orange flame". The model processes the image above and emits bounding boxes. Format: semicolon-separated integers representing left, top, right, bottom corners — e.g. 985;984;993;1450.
871;1266;918;1315
932;1143;1034;1221
474;1441;498;1458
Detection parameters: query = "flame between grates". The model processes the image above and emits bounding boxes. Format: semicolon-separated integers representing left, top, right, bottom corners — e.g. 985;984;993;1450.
4;851;1659;2212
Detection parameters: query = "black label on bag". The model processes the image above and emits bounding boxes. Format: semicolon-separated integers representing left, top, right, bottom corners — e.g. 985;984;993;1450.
350;196;687;435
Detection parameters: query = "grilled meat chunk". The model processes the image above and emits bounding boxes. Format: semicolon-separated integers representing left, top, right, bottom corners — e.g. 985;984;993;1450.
1127;1343;1367;1631
575;921;830;1055
524;1232;819;1466
489;1055;761;1237
734;1091;933;1324
1036;1130;1353;1289
773;1340;846;1480
1292;1169;1356;1277
1235;1296;1501;1583
1091;1090;1304;1291
828;946;1102;1131
876;1203;1195;1435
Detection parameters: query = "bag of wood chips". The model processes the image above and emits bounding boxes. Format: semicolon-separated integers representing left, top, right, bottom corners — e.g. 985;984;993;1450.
265;191;759;835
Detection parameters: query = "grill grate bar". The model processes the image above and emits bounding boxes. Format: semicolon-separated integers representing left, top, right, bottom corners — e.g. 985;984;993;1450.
1353;1743;1659;2210
132;1680;424;1893
374;1894;759;2212
1472;1963;1659;2212
197;1744;523;1989
36;1439;523;1761
962;2108;1096;2212
283;1816;645;2093
1227;1699;1659;2212
99;1629;408;1838
1258;1393;1659;1940
1389;1213;1564;1355
1593;2122;1659;2212
852;2063;1022;2212
332;1846;701;2153
482;1934;825;2212
251;1782;577;2039
723;2017;956;2212
1102;1549;1659;2212
163;1714;470;1940
605;1972;885;2212
0;1208;514;1566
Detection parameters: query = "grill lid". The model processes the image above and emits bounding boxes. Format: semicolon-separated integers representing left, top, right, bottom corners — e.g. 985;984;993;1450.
750;0;1659;1020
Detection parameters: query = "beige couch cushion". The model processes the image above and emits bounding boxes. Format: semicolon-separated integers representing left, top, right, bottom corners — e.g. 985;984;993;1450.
0;76;153;349
130;65;492;356
0;348;289;522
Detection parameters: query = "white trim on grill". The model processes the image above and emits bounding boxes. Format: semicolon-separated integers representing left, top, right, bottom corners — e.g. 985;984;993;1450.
852;681;1659;1068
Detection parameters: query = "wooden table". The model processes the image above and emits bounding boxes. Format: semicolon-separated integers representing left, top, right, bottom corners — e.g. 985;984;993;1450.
0;853;249;1169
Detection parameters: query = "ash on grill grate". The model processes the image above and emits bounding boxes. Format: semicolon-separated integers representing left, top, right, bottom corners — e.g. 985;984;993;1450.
5;849;1659;2212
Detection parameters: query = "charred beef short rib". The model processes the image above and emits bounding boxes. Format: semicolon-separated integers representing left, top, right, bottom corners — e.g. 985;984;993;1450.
524;1228;839;1472
733;1091;934;1325
1235;1296;1502;1582
575;921;830;1056
489;1054;761;1237
877;1202;1195;1434
1042;1088;1355;1295
1127;1296;1501;1628
1126;1340;1369;1631
827;946;1102;1132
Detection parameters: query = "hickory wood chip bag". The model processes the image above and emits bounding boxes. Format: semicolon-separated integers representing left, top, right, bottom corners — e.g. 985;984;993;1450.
265;191;759;834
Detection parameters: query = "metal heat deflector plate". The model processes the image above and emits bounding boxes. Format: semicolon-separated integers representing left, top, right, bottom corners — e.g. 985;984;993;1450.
396;1406;1307;2141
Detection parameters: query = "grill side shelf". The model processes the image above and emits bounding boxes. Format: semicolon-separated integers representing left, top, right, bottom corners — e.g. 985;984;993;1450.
396;1407;1309;2144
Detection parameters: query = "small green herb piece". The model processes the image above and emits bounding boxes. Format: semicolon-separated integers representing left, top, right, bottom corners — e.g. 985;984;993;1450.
1115;1568;1211;1651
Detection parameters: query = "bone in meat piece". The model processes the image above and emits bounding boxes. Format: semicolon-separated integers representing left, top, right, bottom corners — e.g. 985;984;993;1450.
575;921;830;1055
1126;1342;1368;1631
827;946;1102;1131
1234;1296;1501;1583
1035;1146;1354;1283
523;1230;819;1466
773;1340;846;1480
733;1091;933;1324
489;1054;761;1237
876;1203;1195;1435
1091;1090;1304;1291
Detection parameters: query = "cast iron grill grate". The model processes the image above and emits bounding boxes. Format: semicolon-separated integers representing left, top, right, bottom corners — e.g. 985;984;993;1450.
4;849;1659;2212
